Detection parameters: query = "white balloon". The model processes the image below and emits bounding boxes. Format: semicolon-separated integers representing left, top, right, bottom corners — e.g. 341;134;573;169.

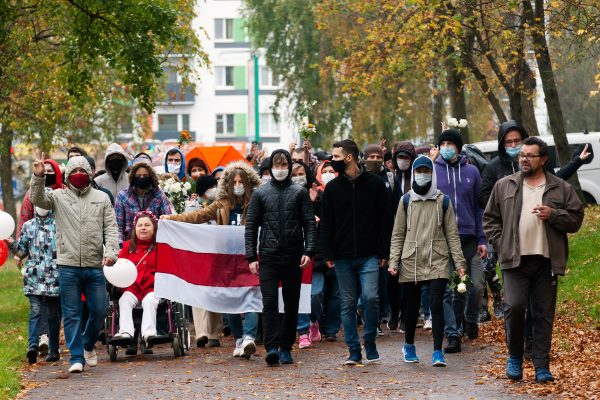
0;211;15;240
103;258;137;288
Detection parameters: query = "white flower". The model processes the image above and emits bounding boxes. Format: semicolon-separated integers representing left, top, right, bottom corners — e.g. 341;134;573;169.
171;184;181;193
448;118;459;127
182;189;187;196
183;182;192;190
458;119;468;128
457;282;467;293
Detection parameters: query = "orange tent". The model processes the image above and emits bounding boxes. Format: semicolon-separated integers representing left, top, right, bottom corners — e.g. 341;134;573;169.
185;146;248;173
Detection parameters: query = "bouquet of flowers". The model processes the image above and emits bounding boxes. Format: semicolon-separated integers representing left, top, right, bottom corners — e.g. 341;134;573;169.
178;130;192;147
448;271;473;294
446;118;468;129
159;178;192;214
299;121;317;139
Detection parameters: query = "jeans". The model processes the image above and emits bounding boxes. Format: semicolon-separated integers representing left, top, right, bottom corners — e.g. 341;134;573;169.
229;312;259;339
402;279;447;350
420;282;431;320
58;266;108;366
297;268;341;336
27;295;61;351
335;257;380;351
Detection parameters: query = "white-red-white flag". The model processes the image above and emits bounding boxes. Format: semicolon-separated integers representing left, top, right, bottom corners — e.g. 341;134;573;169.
154;220;312;314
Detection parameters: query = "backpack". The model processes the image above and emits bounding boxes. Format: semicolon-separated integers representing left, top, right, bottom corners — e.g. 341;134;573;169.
461;144;489;174
402;193;450;215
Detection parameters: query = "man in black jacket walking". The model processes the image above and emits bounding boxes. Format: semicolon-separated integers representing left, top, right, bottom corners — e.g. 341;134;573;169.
245;149;317;366
321;139;391;365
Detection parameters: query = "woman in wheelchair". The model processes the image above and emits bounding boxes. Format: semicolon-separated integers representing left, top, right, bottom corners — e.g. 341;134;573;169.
112;211;160;344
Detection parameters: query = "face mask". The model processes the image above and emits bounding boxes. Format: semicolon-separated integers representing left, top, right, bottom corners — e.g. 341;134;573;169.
440;147;457;162
396;159;411;171
35;207;49;217
44;173;56;187
321;172;336;185
412;180;432;196
505;144;522;158
261;176;271;185
292;175;307;187
204;187;217;200
330;159;347;173
272;169;289;181
133;176;152;189
107;158;124;173
233;185;245;197
68;172;90;189
365;160;383;174
414;172;432;187
167;163;181;174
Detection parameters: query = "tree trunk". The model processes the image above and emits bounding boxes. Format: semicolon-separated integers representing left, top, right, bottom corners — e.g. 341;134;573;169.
445;47;470;143
431;74;444;141
0;126;18;231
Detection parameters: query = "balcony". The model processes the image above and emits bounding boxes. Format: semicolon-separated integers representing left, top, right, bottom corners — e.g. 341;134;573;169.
158;83;195;105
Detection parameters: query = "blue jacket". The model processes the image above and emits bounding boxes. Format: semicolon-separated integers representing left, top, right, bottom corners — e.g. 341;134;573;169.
434;155;486;246
163;147;187;181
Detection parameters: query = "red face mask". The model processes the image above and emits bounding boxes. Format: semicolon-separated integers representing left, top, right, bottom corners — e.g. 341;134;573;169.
68;172;89;189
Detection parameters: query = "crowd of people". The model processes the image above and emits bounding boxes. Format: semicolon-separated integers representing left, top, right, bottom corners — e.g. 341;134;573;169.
4;120;588;384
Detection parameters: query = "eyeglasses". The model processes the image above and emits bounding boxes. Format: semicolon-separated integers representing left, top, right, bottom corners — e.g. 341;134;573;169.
518;153;542;161
504;139;522;146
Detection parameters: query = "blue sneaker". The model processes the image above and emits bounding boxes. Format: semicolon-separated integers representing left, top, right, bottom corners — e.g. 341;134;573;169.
265;348;280;366
506;356;523;380
344;348;362;365
432;350;446;367
279;348;293;364
402;344;419;363
535;368;554;383
364;342;380;364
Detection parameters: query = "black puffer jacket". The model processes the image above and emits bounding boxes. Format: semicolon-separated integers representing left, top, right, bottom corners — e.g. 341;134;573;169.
478;120;584;209
245;150;317;262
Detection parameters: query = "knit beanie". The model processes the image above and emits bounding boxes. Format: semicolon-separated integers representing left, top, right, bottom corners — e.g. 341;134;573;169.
364;144;384;159
438;129;463;152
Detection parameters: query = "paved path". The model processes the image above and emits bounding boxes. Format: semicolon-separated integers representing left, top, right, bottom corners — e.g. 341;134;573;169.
20;328;526;399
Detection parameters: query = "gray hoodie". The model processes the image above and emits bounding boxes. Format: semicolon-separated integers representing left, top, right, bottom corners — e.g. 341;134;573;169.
94;143;130;199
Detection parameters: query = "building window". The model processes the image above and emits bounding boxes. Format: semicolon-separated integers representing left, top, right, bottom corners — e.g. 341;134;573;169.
216;114;235;135
259;113;280;136
215;18;234;41
158;114;178;131
259;66;279;88
215;66;234;87
182;114;190;131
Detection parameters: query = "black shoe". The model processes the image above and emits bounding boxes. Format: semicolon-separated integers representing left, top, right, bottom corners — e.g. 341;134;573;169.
207;339;220;347
140;340;153;355
387;317;399;331
125;343;138;356
444;336;462;353
223;326;231;337
524;336;533;360
465;322;479;339
479;310;491;323
27;347;38;364
265;348;280;366
196;336;208;348
45;349;60;362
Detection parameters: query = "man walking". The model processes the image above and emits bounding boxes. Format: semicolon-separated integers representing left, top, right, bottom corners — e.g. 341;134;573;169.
31;153;119;373
321;139;391;365
483;137;584;383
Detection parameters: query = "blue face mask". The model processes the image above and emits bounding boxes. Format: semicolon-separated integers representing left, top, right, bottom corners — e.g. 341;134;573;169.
505;144;522;158
414;172;432;186
440;146;456;161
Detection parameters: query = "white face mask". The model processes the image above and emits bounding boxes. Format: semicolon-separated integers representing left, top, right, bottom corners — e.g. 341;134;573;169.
167;163;181;174
292;175;307;187
272;169;289;181
396;159;411;171
233;184;245;197
35;207;50;217
321;172;336;185
204;187;217;200
414;172;432;186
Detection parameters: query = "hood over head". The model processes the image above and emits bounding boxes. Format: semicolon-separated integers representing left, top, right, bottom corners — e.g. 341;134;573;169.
291;160;316;188
497;120;528;157
216;160;261;201
163;147;187;180
268;149;293;184
410;155;439;201
43;159;64;190
393;141;417;175
103;143;129;171
64;156;93;193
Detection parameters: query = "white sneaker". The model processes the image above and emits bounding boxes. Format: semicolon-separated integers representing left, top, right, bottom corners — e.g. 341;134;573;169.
38;334;49;356
424;319;432;331
241;336;256;359
84;349;98;367
68;363;84;373
232;338;244;357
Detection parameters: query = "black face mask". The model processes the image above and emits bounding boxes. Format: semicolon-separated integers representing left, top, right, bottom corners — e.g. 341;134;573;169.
412;181;432;195
45;174;56;187
106;158;124;174
365;160;383;174
133;176;152;189
330;159;347;174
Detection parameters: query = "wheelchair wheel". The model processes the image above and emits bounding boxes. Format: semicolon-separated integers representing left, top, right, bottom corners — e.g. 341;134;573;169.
173;336;183;357
109;345;118;361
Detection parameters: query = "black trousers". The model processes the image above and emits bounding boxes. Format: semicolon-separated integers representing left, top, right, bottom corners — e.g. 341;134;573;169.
502;255;557;369
259;255;303;351
401;279;447;350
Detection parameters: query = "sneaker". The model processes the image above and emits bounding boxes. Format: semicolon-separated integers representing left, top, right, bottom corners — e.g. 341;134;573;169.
84;348;98;367
309;322;322;343
279;348;293;364
265;348;280;366
535;368;555;383
432;350;446;367
298;334;312;349
207;339;220;347
387;317;399;331
344;349;362;366
196;336;208;348
444;336;461;353
376;325;384;337
524;336;533;360
26;347;38;364
241;336;256;359
38;334;49;356
45;349;60;362
506;356;523;381
232;338;244;357
364;342;380;364
423;319;432;331
68;362;84;373
402;344;419;363
465;322;479;339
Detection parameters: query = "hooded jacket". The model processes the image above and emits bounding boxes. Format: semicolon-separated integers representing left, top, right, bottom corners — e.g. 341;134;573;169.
169;160;261;226
163;147;188;181
478;120;584;209
434;155;486;245
389;159;466;283
393;141;417;195
95;143;130;199
245;150;317;262
30;156;119;267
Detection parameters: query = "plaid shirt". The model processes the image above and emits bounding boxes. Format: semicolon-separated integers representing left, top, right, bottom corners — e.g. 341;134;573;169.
115;187;172;244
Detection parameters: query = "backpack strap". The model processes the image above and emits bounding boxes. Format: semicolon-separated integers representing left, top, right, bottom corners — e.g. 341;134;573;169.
402;193;410;211
442;194;450;215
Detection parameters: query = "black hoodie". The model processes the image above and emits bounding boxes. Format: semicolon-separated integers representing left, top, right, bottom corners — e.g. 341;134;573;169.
245;150;317;262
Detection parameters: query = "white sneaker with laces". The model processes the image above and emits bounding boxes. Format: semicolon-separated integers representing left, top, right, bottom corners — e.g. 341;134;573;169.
84;349;98;367
38;334;49;356
424;319;432;330
232;338;244;357
68;363;84;373
241;336;256;359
